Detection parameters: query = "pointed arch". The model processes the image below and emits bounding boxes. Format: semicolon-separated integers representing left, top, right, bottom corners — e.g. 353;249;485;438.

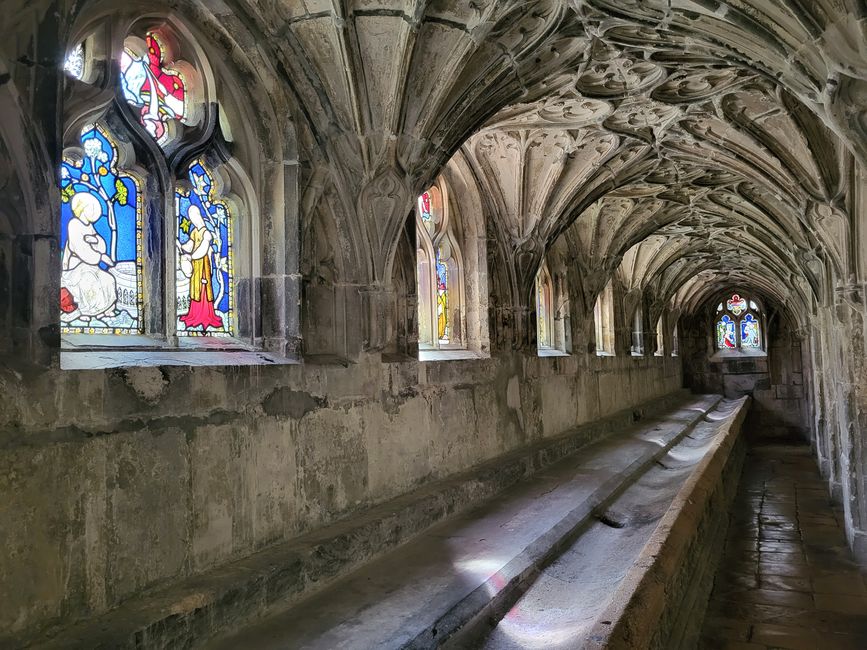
416;180;466;350
536;260;554;350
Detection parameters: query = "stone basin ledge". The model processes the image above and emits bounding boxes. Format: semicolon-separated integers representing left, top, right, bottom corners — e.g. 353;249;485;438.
586;396;751;650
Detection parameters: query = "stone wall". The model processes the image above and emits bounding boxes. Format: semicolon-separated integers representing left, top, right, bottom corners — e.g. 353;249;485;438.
0;351;681;637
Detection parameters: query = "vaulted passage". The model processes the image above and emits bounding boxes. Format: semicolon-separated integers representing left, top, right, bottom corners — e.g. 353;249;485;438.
2;1;867;649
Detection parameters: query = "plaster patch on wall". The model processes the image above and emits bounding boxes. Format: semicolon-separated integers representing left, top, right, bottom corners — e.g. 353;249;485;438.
122;367;169;404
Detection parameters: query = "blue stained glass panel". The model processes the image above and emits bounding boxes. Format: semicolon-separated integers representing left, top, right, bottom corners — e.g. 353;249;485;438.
741;313;760;348
59;123;143;334
176;160;233;336
435;249;448;343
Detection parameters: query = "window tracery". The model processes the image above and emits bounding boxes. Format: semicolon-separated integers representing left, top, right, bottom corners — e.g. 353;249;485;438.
120;32;188;146
715;293;763;351
416;184;464;350
60;22;250;349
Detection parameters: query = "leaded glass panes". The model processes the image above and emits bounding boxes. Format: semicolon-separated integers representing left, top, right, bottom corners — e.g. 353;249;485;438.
715;292;763;351
60;124;143;334
416;184;463;350
121;32;186;145
727;293;746;316
741;313;760;347
176;160;233;336
717;314;736;349
418;190;436;238
435;248;449;344
64;43;85;79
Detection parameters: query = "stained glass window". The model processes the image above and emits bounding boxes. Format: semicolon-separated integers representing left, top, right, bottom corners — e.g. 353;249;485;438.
717;314;736;349
726;293;746;316
416;184;463;350
121;32;186;145
60;124;143;334
176;160;233;336
435;247;449;344
64;43;85;79
716;292;764;351
536;269;552;349
418;190;437;239
419;192;432;222
740;313;760;348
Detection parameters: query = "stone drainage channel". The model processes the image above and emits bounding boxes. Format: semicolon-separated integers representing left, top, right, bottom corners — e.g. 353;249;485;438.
453;399;744;649
204;395;745;650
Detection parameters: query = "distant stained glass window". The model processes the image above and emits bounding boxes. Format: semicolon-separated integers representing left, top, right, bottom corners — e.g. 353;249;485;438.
176;160;233;336
419;192;432;222
121;32;186;145
59;124;143;334
435;248;449;343
715;292;763;351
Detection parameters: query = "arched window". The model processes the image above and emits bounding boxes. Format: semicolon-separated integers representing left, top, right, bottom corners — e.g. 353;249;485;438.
715;293;763;351
59;22;259;354
594;280;615;355
416;183;464;350
536;262;554;350
631;305;644;355
655;316;664;356
671;320;679;357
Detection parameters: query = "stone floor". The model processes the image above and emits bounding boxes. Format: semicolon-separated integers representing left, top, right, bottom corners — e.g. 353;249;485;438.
699;442;867;650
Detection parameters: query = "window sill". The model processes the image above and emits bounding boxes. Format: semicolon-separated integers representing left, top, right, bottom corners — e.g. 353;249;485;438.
61;349;299;369
709;349;767;361
418;349;484;362
60;334;299;369
595;351;615;357
537;348;569;358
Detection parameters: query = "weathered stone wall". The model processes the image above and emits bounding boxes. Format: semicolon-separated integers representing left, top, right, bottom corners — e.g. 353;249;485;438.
0;352;680;637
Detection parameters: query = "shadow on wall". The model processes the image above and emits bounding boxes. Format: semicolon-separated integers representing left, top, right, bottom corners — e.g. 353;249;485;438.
680;311;808;440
